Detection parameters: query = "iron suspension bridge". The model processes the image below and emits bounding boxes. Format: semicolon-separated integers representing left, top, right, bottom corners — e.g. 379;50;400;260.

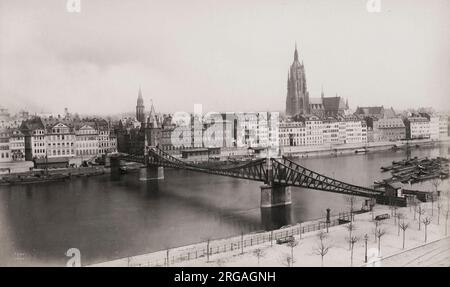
118;147;383;199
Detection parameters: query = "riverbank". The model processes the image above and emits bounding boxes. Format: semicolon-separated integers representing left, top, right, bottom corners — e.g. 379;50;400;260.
0;166;109;185
89;179;450;267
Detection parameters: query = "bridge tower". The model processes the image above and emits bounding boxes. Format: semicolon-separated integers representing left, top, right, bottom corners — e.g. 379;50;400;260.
140;146;164;181
139;101;164;181
260;149;292;208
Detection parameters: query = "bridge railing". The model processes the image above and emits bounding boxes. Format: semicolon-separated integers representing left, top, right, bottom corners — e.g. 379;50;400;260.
123;211;357;267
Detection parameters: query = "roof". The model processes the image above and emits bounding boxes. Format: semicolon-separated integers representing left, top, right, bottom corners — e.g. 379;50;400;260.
322;97;347;111
377;118;405;128
406;117;429;123
388;182;403;189
20;117;45;132
309;97;323;105
355;106;384;116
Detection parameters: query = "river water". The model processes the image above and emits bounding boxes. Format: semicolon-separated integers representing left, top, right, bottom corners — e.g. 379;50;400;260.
0;143;449;266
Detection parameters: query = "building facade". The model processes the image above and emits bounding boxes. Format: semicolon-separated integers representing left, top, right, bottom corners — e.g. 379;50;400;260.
9;129;25;161
373;118;406;142
403;117;430;140
20;117;47;160
0;128;10;163
74;124;99;157
46;122;76;158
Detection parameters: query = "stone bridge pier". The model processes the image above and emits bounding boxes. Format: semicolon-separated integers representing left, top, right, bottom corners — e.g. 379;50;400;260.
108;155;121;180
260;184;292;208
139;166;164;181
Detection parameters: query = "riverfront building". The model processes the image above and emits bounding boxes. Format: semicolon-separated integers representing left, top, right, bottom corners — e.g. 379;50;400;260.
439;116;448;138
372;118;406;142
9;129;25;161
403;116;430;140
0;128;11;163
20;117;47;160
279;115;367;148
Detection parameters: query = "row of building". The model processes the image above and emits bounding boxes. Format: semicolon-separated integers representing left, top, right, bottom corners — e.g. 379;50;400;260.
114;88;450;159
0;117;117;163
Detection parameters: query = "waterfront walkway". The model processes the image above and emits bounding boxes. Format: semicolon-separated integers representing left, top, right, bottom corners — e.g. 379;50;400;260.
89;185;450;267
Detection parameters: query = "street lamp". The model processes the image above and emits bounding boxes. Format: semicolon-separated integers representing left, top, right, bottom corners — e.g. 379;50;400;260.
364;234;369;263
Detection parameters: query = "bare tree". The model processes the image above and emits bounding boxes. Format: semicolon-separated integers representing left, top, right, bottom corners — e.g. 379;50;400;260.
206;238;211;262
445;209;450;236
347;235;360;267
422;217;432;243
240;232;244;255
417;205;426;230
411;199;418;220
437;202;442;225
371;196;376;220
317;229;328;243
430;194;435;217
253;248;265;266
345;222;356;250
396;213;404;235
389;205;398;217
127;256;132;267
399;221;409;249
431;178;441;196
286;238;299;266
447;189;450;210
313;240;331;267
165;249;170;267
312;230;331;267
281;254;292;267
372;220;383;243
376;228;387;255
345;195;357;222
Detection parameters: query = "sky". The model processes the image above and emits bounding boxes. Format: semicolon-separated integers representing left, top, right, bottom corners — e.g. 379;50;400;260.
0;0;449;115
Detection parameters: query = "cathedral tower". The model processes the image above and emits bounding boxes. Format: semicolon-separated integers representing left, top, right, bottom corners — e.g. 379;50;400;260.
285;45;310;117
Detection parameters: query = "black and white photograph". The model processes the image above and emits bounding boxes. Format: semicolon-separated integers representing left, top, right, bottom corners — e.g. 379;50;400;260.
0;0;449;272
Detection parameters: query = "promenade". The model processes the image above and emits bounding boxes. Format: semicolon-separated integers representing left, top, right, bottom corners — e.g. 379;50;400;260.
90;177;449;267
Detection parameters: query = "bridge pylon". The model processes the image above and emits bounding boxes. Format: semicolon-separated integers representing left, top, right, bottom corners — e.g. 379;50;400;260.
260;184;292;208
141;145;164;181
139;166;164;181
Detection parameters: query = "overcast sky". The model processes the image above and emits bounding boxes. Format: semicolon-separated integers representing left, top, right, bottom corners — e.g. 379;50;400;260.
0;0;449;115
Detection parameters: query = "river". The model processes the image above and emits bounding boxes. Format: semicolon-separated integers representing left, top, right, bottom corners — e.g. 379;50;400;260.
0;143;448;266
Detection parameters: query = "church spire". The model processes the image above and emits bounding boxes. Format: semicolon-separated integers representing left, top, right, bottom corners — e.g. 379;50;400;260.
321;85;324;98
136;86;145;123
294;43;299;61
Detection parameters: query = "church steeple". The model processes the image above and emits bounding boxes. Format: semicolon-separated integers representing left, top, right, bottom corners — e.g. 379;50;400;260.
136;87;145;123
286;43;310;117
294;43;299;61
